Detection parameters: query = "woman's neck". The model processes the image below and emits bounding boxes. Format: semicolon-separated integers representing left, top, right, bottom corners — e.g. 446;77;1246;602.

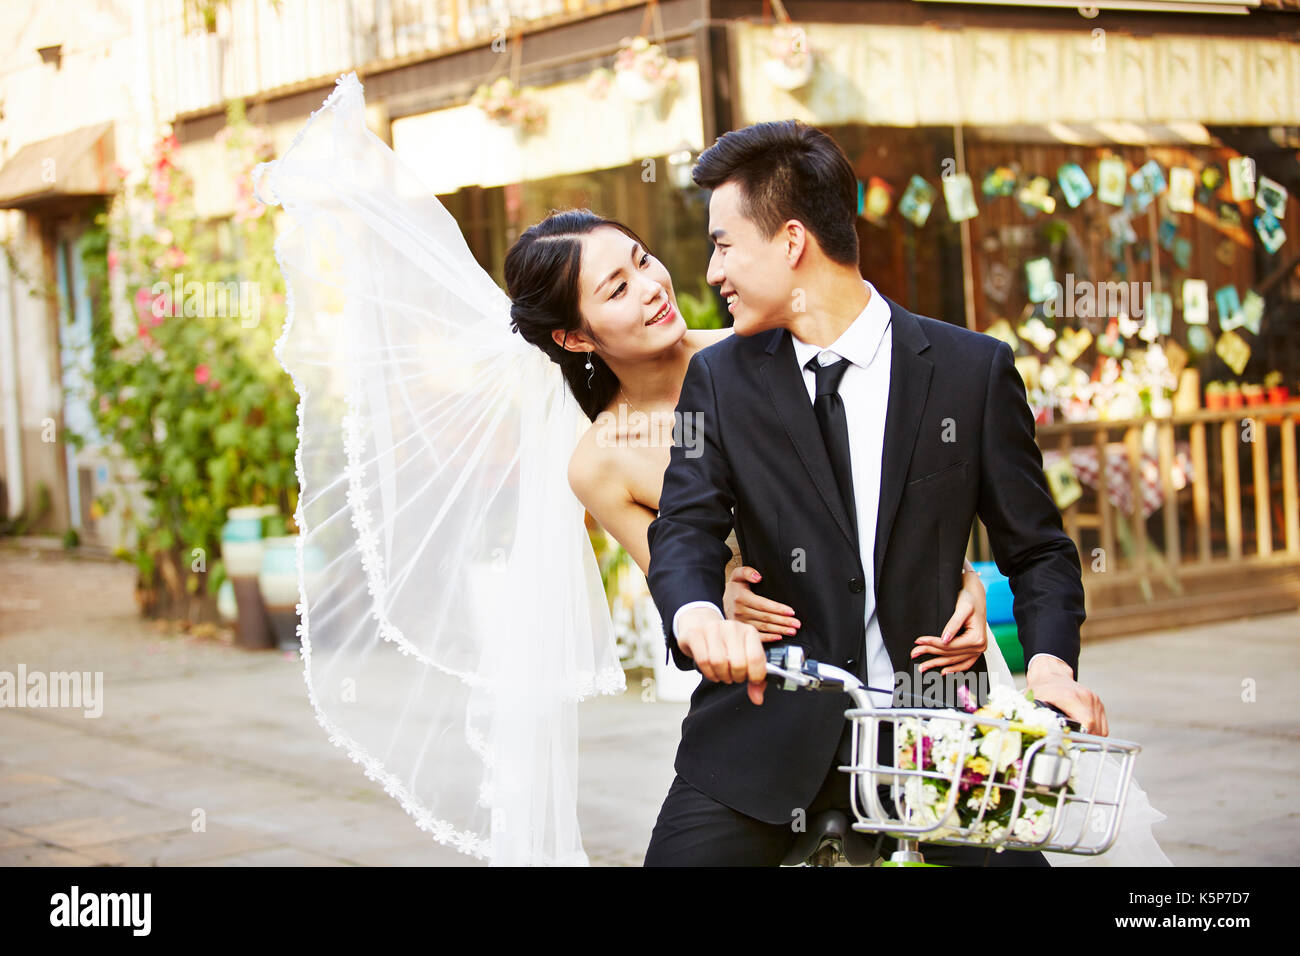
601;336;695;411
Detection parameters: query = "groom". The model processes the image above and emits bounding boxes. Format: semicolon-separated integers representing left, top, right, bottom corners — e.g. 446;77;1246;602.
644;121;1105;866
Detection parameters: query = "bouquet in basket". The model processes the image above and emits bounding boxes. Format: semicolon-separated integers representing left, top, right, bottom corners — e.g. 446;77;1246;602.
894;683;1080;846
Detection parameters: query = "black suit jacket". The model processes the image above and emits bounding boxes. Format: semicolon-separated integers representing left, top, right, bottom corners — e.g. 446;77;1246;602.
646;295;1085;824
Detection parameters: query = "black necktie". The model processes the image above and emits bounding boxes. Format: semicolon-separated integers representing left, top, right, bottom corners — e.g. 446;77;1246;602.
805;355;857;539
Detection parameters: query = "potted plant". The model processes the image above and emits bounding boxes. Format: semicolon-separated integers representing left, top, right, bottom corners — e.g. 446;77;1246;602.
1204;380;1226;410
613;36;679;103
470;76;547;134
1265;371;1289;405
1242;382;1266;407
1224;381;1243;409
762;24;815;91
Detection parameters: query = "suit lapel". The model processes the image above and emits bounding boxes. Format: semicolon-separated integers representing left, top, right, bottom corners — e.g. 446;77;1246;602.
873;300;933;586
758;329;857;549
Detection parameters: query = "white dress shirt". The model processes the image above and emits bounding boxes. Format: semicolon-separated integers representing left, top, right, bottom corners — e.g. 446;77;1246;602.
671;280;1061;695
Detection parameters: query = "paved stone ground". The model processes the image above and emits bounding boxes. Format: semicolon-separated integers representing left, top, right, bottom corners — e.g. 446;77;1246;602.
1;542;1296;866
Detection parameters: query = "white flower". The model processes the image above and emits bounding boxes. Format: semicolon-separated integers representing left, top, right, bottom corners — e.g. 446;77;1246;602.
979;729;1023;772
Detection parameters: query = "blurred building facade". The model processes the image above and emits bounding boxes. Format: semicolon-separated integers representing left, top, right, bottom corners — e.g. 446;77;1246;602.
1;0;1298;630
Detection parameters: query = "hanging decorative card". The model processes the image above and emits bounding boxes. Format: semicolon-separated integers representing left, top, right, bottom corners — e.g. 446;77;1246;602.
1056;326;1093;364
1215;284;1243;331
1024;257;1056;303
1197;165;1222;207
943;172;979;222
1129;160;1167;213
1228;157;1256;201
1014;355;1042;391
899;175;937;227
1168;167;1196;214
1215;329;1251;376
863;176;893;226
1215;239;1236;267
1018;316;1057;352
1096;317;1124;358
1097;157;1126;206
1254;212;1286;254
1150;292;1173;336
1238;290;1263;336
1174;237;1193;270
1165;339;1189;381
1057;163;1093;208
1218;202;1242;229
1256;176;1287;219
983;261;1012;303
1044;456;1084;511
983;318;1019;350
1158;217;1178;251
1187;324;1212;355
1109;212;1138;245
1017;175;1056;215
1182;278;1210;325
982;165;1018;197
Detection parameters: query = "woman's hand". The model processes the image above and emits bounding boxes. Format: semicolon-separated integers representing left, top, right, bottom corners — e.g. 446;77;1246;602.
910;566;989;674
723;566;800;637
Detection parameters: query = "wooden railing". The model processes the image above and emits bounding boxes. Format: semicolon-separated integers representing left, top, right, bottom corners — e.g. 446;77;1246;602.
971;403;1300;621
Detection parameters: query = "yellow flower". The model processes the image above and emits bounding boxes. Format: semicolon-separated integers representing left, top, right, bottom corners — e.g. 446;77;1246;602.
968;786;1001;811
965;756;991;776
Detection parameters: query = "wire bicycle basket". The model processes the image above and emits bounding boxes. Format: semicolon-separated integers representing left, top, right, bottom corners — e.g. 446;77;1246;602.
764;645;1142;862
843;702;1141;855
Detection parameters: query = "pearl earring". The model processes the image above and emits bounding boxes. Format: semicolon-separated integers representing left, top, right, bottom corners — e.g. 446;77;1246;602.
585;354;595;388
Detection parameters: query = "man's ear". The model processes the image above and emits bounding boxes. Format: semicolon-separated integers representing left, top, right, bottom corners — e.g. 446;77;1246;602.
784;220;809;268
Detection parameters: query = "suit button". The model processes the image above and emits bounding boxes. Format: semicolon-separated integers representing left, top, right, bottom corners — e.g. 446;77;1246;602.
848;577;865;593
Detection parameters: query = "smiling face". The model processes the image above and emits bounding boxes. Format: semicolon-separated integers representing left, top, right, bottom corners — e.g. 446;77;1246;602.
571;226;684;361
705;181;797;336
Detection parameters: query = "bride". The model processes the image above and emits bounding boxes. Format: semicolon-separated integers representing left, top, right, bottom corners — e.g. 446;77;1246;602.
254;71;1165;866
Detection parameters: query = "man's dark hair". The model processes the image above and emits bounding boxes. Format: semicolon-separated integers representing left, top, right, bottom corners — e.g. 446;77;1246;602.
691;120;860;266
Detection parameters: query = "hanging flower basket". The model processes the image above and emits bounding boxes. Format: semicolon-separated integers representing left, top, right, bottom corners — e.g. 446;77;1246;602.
470;76;547;134
762;24;815;91
614;36;680;103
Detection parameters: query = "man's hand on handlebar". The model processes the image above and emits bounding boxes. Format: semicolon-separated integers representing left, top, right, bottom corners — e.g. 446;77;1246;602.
677;607;781;706
1026;656;1109;736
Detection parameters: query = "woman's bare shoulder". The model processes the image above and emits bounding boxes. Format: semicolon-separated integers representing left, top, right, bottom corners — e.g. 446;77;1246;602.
684;328;733;353
568;418;621;498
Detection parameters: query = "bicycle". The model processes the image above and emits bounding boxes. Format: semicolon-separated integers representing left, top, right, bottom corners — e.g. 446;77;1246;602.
765;645;1142;867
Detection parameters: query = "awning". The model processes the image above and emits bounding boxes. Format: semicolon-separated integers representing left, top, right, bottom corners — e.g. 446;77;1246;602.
0;121;118;209
733;23;1300;128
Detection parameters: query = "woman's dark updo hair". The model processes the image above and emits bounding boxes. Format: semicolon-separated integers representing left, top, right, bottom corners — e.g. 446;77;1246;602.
506;209;654;421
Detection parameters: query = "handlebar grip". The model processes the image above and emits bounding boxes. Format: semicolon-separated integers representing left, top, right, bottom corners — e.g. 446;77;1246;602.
1040;701;1084;733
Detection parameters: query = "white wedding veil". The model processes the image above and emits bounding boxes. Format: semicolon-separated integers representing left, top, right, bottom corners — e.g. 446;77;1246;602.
252;72;625;866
